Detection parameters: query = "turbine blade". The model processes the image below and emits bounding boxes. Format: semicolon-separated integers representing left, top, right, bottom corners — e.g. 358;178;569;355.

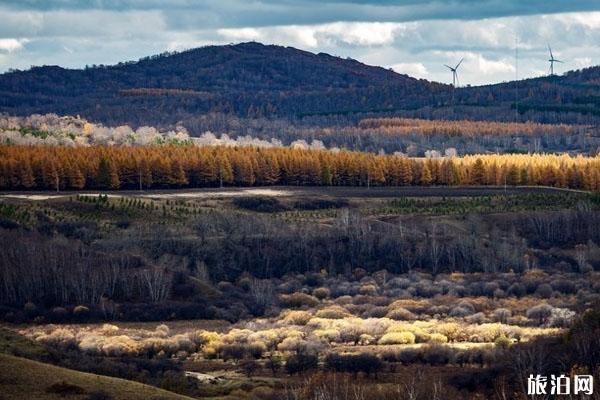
548;44;553;58
444;64;453;70
555;59;564;63
455;58;464;69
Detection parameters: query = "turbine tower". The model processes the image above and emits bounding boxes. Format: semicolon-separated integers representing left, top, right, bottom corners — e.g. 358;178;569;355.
548;45;563;76
445;58;464;87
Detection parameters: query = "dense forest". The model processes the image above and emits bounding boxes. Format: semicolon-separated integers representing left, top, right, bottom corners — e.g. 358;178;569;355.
1;42;600;132
1;145;600;191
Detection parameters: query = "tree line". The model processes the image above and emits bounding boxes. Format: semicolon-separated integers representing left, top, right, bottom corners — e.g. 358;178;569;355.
358;117;585;137
0;145;599;190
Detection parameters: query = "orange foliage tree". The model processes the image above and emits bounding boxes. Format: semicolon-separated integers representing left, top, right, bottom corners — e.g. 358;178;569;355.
0;145;599;190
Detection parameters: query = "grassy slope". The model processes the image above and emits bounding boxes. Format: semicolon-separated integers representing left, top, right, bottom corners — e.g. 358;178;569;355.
0;353;195;400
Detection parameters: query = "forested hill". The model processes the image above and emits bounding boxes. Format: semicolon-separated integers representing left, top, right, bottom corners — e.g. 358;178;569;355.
0;42;443;126
0;41;599;130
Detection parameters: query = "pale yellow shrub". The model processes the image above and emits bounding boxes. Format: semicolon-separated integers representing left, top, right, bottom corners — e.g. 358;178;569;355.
248;329;280;350
281;310;312;326
359;334;375;345
314;328;341;343
378;331;415;345
154;324;170;338
101;335;140;356
428;333;448;343
436;322;461;341
100;324;119;334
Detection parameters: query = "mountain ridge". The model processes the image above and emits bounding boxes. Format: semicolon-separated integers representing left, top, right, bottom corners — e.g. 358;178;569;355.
1;41;599;129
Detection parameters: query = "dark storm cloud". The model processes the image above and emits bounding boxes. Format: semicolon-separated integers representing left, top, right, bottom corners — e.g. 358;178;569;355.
2;0;600;28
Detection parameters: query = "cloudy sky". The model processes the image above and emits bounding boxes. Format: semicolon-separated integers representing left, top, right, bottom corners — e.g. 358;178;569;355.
1;1;599;85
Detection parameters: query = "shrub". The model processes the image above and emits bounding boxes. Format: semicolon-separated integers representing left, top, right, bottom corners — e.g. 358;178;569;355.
422;344;453;365
492;308;511;323
247;330;280;351
154;324;170;338
278;336;307;354
303;273;324;287
195;330;220;347
526;304;553;325
101;335;140;356
282;310;312;325
50;307;68;322
73;305;90;317
551;279;577;294
219;344;247;361
398;348;420;364
312;287;330;300
279;293;319;308
248;342;267;359
472;323;505;343
362;306;388;318
359;284;378;296
547;308;576;327
385;277;411;289
315;306;350;319
428;305;450;316
285;354;318;375
465;312;486;324
449;300;476;317
23;302;38;317
324;353;382;376
436;323;461;342
385;307;416;321
358;334;375;345
535;284;554;299
378;331;415;345
494;335;512;349
37;328;76;348
507;283;526;297
314;329;341;344
428;333;448;344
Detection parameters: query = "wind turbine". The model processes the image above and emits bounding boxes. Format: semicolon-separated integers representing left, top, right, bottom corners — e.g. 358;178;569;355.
547;44;563;76
445;58;464;87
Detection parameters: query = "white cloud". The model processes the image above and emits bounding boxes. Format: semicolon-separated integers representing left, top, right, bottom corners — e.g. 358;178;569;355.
315;22;399;46
574;57;593;68
217;22;399;48
0;38;27;53
389;62;428;78
217;27;263;42
475;54;516;75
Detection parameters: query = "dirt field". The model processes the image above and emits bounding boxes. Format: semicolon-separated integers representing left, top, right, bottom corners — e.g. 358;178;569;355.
0;185;585;201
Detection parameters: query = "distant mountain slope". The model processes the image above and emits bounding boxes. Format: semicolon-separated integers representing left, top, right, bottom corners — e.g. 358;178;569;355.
0;42;444;127
0;42;599;129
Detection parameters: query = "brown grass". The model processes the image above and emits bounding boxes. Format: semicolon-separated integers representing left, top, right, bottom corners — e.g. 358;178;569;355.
0;353;193;400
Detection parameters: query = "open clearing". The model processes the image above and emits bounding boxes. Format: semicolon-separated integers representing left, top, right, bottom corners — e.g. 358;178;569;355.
0;185;585;201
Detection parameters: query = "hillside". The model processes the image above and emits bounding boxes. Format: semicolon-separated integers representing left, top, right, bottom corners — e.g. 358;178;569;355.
0;42;599;130
0;42;443;127
0;353;194;400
